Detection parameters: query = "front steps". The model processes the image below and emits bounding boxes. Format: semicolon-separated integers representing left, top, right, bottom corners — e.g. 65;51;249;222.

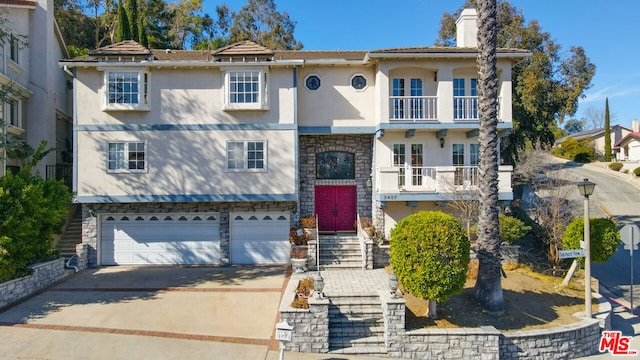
55;207;82;258
328;294;387;356
318;233;363;270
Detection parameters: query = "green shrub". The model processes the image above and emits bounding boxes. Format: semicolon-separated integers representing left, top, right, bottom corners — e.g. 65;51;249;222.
390;211;470;303
499;214;532;244
634;167;640;177
608;162;623;171
0;172;72;281
573;151;593;163
562;218;620;264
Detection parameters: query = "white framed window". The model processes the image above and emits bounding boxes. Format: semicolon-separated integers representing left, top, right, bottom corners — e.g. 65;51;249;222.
9;34;19;63
5;99;22;128
106;141;147;173
470;143;479;166
103;70;149;111
223;69;269;110
226;140;267;172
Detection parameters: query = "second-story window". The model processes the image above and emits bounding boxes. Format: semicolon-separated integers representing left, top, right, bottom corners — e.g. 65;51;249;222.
104;70;149;111
107;141;146;173
224;69;269;110
9;35;19;63
226;140;267;171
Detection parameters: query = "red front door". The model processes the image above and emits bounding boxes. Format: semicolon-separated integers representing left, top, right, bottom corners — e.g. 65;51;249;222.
315;186;357;232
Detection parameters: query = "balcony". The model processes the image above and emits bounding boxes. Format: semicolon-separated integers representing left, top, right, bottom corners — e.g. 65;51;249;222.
376;165;513;201
389;96;502;122
390;96;438;121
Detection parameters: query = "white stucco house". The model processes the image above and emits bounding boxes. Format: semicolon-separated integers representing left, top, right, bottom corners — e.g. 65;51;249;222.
614;120;640;161
0;0;72;182
60;9;530;267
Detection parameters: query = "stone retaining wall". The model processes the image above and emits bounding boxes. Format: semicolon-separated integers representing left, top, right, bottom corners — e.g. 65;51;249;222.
379;290;610;359
279;276;610;359
0;258;69;309
278;273;329;353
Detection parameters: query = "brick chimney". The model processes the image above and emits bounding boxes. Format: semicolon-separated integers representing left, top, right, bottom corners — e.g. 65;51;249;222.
456;8;478;48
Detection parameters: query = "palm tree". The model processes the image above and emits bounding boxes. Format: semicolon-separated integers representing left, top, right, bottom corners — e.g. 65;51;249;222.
473;0;505;314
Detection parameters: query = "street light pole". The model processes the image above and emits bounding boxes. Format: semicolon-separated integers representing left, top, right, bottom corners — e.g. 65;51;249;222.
577;178;596;319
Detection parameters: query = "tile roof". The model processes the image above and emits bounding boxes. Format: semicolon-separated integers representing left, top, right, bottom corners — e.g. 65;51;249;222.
614;132;640;147
88;40;151;56
0;0;36;7
151;49;212;61
64;41;530;64
213;41;273;56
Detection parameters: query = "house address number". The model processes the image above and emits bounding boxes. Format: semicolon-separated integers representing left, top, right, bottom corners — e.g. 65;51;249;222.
383;195;398;200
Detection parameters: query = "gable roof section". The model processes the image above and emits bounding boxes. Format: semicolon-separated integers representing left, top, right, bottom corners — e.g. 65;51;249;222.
614;132;640;148
88;40;151;57
213;40;274;56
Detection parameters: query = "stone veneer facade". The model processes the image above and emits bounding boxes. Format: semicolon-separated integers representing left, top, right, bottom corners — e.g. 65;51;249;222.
81;201;297;267
298;135;374;222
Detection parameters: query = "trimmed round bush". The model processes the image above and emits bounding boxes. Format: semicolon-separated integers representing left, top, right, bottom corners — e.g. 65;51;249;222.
562;217;620;264
573;151;593;163
634;167;640;177
499;213;531;244
608;162;623;171
390;211;470;303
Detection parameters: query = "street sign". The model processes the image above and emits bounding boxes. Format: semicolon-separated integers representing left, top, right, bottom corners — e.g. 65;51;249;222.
559;249;586;259
621;224;640;251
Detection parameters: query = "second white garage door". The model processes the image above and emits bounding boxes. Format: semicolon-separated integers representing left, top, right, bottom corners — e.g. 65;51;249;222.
101;213;221;265
230;212;290;264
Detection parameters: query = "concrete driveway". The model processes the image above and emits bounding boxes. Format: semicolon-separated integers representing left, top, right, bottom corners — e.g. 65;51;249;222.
0;266;288;360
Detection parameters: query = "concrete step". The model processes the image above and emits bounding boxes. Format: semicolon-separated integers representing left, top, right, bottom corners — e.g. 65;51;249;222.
320;264;363;270
329;325;384;336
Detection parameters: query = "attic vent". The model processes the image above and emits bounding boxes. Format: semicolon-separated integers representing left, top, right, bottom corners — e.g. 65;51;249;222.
165;49;172;54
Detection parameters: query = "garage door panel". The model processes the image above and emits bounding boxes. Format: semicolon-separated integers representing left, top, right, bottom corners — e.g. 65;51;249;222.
101;213;220;266
230;212;290;265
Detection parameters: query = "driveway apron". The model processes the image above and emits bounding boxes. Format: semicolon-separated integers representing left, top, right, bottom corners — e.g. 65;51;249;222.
0;266;288;359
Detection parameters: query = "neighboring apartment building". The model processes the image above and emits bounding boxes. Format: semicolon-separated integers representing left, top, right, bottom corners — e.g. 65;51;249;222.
0;0;72;182
60;9;529;267
555;124;633;161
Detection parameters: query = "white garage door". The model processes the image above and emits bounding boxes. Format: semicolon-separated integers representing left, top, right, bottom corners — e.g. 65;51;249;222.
230;212;290;265
101;213;221;265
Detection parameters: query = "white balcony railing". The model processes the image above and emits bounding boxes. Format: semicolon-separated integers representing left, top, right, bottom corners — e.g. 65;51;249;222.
377;165;513;194
453;96;479;121
390;96;438;121
453;96;502;121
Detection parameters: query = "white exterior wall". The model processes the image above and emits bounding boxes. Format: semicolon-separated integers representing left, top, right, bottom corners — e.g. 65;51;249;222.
297;66;376;127
76;67;294;126
74;65;296;200
0;0;70;176
375;130;474;168
76;129;295;198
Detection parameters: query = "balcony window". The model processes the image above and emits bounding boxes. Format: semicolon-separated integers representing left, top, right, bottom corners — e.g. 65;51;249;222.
453;78;478;120
9;35;19;63
390;77;436;121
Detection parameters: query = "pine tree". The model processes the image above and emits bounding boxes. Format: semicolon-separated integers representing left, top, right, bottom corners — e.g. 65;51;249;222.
604;98;612;162
138;17;149;48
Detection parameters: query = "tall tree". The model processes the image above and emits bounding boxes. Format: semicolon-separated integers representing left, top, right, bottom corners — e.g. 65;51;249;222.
126;0;139;42
582;105;605;130
115;0;131;42
604;97;612;161
437;0;595;164
563;118;584;135
474;0;504;314
229;0;302;50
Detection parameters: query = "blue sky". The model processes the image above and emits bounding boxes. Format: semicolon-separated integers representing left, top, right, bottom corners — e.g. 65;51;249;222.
202;0;639;127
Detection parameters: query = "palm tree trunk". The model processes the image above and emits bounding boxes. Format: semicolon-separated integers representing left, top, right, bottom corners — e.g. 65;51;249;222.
473;0;505;315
